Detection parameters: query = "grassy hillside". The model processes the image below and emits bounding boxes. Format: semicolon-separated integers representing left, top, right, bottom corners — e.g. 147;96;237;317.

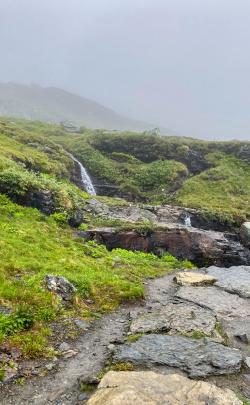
0;195;191;362
0;117;194;367
44;124;250;222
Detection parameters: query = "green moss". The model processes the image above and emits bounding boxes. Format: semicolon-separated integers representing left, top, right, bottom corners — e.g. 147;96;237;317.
126;333;144;343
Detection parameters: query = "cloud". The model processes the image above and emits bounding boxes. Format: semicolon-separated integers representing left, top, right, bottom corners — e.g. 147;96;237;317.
0;0;250;139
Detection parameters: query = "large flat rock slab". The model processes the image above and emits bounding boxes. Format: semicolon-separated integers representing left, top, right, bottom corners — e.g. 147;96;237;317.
114;335;242;378
87;371;242;405
175;286;250;320
205;265;250;298
130;302;216;335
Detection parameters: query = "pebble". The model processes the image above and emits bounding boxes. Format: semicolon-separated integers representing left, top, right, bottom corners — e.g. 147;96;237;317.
59;342;70;352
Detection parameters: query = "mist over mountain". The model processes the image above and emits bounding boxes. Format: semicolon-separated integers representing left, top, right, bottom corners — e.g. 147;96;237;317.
0;82;159;132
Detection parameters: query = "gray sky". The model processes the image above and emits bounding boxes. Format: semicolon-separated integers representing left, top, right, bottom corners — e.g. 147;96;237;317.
0;0;250;140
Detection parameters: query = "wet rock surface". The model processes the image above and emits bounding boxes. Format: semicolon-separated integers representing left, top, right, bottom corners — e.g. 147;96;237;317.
205;265;250;298
114;334;242;378
175;285;250;319
130;302;216;335
87;371;242;405
84;225;250;266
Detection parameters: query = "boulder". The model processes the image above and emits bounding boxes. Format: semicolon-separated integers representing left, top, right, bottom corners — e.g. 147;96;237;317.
174;271;217;286
87;371;242;405
205;265;250;298
130;302;216;336
240;222;250;247
44;275;76;302
114;335;242;378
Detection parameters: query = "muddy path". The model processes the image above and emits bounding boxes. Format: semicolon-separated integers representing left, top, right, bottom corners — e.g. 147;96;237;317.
1;267;250;404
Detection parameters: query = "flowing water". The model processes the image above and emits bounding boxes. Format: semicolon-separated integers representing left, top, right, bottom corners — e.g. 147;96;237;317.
184;214;192;227
68;153;96;195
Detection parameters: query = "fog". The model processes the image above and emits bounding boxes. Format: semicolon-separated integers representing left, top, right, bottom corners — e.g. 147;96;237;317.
0;0;250;140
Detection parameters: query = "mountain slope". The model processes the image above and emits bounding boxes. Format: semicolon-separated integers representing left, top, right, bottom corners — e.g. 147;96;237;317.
0;82;155;131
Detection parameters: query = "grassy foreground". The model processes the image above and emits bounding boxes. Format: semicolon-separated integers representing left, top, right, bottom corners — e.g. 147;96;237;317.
0;195;193;359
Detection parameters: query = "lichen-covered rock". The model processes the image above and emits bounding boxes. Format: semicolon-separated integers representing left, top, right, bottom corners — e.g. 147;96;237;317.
174;271;217;286
114;335;242;378
130;302;216;335
87;371;242;405
45;275;76;301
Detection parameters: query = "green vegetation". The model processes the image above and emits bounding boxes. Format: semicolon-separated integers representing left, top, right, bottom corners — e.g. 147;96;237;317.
177;153;250;222
0;195;191;357
39;120;249;221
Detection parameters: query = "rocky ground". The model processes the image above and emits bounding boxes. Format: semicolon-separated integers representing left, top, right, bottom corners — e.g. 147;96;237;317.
1;265;250;404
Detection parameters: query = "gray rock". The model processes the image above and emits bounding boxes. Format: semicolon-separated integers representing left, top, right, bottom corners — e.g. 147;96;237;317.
114;334;242;378
79;392;88;401
223;318;250;346
45;275;76;301
130;302;216;336
244;357;250;368
59;342;70;352
206;265;250;298
240;222;250;247
175;286;250;320
74;319;90;330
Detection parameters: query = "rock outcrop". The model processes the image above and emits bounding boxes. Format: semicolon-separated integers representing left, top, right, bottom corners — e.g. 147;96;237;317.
83;226;250;266
87;371;242;405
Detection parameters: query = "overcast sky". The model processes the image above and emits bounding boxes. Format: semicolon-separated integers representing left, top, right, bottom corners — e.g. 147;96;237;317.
0;0;250;140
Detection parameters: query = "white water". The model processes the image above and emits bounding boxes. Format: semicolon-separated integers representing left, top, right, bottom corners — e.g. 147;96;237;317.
184;214;192;227
68;153;96;195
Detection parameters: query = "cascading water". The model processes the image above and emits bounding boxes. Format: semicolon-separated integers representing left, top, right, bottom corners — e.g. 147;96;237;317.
184;214;192;227
68;153;96;195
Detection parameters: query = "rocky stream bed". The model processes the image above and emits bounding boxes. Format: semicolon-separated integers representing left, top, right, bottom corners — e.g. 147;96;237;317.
1;264;250;404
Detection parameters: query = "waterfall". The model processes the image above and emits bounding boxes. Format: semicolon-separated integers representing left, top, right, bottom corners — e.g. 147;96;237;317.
67;153;96;196
184;214;192;227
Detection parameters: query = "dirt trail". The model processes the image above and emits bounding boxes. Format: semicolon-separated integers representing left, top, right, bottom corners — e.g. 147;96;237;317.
1;268;250;404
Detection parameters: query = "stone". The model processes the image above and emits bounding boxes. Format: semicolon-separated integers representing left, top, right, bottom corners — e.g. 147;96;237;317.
174;271;217;286
45;275;77;301
114;334;242;378
206;265;250;298
244;357;250;368
175;286;250;320
74;319;91;330
130;302;216;336
59;342;70;352
240;222;250;247
87;371;242;405
222;318;250;346
2;363;19;383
